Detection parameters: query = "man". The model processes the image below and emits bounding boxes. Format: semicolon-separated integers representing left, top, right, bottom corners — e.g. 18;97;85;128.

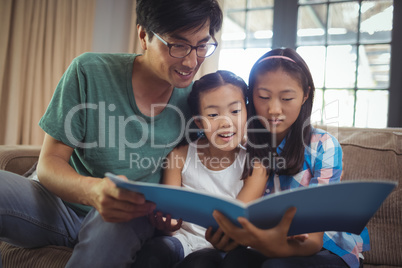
0;0;222;267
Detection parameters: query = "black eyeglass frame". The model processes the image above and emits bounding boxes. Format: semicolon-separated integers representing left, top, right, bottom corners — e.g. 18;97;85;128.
152;31;218;58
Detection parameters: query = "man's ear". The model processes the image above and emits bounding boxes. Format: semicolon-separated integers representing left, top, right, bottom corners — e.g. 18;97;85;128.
137;25;148;50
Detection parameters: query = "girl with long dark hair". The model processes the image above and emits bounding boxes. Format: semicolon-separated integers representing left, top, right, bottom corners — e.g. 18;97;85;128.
208;48;369;268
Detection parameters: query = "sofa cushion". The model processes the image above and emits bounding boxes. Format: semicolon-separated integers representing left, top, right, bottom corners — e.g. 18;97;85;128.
0;241;72;268
0;145;41;175
324;126;402;267
1;128;401;267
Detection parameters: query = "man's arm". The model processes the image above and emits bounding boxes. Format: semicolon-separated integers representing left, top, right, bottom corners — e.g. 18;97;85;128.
37;134;155;222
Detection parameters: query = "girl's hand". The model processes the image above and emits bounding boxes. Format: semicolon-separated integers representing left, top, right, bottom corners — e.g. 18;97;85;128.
148;211;183;234
287;234;309;242
212;207;298;258
205;227;239;252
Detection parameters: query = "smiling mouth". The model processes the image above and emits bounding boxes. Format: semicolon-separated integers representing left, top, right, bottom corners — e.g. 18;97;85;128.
218;133;235;138
176;70;191;76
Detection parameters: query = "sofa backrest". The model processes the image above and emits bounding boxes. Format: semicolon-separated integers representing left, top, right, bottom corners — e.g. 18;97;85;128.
0;145;41;175
323;126;402;266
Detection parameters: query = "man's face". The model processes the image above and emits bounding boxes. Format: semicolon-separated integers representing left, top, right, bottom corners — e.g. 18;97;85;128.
146;23;212;89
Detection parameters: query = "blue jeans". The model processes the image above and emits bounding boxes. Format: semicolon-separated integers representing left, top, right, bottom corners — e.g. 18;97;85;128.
133;235;184;268
176;248;226;268
0;170;83;268
0;171;83;248
66;208;155;267
0;170;165;267
177;247;352;268
222;247;350;268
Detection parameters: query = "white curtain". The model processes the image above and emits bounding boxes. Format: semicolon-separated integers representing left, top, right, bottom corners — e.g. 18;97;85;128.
0;0;95;145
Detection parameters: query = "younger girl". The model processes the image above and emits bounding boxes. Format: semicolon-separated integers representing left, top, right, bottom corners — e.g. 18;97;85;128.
135;70;268;267
183;48;369;268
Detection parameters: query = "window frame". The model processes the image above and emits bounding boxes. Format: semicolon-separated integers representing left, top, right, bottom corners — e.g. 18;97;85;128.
220;0;401;127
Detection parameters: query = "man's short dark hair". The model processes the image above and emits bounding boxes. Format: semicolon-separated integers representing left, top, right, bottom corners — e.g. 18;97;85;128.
136;0;222;38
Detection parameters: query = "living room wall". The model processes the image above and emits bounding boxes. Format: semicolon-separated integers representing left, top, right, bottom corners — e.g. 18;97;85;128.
92;0;134;53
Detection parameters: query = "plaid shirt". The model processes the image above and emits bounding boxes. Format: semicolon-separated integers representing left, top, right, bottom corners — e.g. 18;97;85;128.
264;127;370;268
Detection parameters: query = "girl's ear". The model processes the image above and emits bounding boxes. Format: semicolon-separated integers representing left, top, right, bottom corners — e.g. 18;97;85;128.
302;86;311;105
194;117;204;130
137;25;148;50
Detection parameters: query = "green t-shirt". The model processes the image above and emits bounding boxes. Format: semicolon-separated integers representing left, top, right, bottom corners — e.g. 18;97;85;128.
39;52;192;215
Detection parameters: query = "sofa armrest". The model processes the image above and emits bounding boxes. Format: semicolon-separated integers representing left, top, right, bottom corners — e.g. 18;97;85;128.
0;145;41;175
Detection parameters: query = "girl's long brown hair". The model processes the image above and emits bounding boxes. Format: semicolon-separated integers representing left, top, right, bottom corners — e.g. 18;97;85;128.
242;48;315;179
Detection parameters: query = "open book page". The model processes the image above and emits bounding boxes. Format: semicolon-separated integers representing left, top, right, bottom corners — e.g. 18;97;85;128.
106;173;397;235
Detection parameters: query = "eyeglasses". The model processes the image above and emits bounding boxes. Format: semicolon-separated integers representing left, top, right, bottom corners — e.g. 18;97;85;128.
152;32;218;58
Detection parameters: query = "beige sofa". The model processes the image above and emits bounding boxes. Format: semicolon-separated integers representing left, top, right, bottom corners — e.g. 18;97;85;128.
0;126;401;268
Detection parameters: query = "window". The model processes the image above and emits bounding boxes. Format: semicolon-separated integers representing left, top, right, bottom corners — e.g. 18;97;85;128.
219;0;397;128
218;0;274;82
297;0;393;128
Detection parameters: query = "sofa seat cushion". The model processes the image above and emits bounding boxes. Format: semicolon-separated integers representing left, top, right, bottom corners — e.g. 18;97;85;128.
0;241;72;268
